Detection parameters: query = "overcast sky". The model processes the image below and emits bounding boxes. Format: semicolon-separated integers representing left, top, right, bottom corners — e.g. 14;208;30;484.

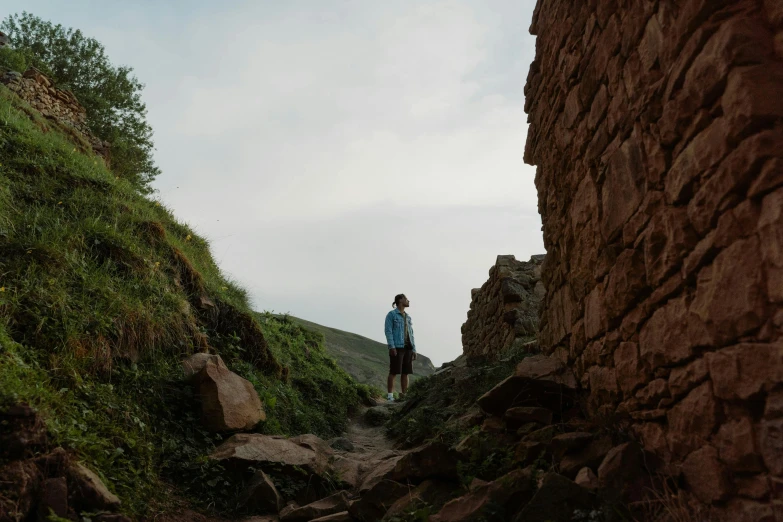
10;0;543;366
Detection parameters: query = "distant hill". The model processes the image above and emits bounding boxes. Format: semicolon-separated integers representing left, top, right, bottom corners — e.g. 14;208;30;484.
289;316;437;392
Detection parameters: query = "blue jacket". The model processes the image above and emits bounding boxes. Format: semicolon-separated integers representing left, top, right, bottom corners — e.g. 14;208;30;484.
384;308;416;352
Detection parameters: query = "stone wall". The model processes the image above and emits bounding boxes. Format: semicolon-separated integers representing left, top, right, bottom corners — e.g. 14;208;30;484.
0;68;109;160
525;0;783;517
461;255;545;360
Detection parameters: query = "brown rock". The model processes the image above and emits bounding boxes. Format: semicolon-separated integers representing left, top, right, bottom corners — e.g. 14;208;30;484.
668;358;709;399
759;418;783;475
735;474;769;499
513;441;548;467
504;407;552;429
559;437;613;478
348;479;409;522
476;375;525;416
759;187;783;303
181;353;226;380
601;134;646;241
643;207;699;286
723;64;783;137
666;381;718;456
280;491;350;522
386;442;460;483
706;343;783;400
237;471;281;514
68;462;121;512
331;456;361;490
639;297;705;369
723;498;776;522
382;480;458;521
210;433;330;479
635;378;669;406
551;432;593;459
690;238;767;345
597;442;653;502
512;472;592;522
196;358;265;431
614;342;648;396
584;283;607;340
681;446;732;503
604;247;647;320
430;467;534;522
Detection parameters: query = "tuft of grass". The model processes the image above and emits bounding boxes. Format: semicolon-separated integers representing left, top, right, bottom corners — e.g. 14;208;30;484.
0;84;367;518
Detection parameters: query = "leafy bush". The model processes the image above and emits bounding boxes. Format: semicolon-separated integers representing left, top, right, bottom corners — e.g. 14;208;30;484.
0;12;159;191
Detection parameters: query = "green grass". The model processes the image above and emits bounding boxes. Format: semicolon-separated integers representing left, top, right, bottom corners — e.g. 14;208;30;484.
289;315;436;392
0;84;370;517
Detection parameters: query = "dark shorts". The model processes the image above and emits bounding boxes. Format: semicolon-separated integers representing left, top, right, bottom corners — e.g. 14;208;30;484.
389;346;414;375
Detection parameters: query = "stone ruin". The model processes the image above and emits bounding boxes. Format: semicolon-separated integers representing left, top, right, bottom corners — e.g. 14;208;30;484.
524;0;783;518
0;67;110;161
461;255;545;361
0;31;8;48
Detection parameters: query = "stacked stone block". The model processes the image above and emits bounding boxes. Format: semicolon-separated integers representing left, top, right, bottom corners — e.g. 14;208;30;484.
1;67;110;160
461;255;545;361
525;0;783;517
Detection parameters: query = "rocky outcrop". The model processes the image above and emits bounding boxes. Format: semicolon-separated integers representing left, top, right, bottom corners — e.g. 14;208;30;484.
0;404;127;521
461;255;545;361
525;0;783;515
0;67;110;160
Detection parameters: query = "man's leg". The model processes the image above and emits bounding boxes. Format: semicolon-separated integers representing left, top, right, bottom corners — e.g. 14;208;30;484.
387;373;396;394
401;374;409;394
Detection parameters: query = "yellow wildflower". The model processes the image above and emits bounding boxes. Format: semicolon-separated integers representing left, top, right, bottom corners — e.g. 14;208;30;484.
26;250;31;254
221;286;228;290
155;261;160;267
58;201;63;205
185;234;192;241
0;287;5;292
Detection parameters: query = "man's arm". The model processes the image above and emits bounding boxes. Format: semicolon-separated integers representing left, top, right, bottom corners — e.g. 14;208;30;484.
384;312;395;351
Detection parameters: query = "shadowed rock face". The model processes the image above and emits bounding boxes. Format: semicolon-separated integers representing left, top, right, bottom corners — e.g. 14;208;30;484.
525;0;783;515
461;255;545;361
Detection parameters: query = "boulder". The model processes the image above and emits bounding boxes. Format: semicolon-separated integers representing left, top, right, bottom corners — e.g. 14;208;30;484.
551;432;594;459
515;355;578;389
430;467;534;522
195;358;265;432
504;406;553;429
280;490;351;522
382;479;458;521
559;437;613;478
476;375;526;416
211;433;330;479
332;456;362;490
349;479;410;521
181;352;225;380
68;462;121;512
511;472;593;522
597;442;656;503
237;470;282;514
385;442;461;483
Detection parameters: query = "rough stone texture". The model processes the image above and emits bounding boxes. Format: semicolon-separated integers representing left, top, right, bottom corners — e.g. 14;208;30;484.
0;68;110;160
525;0;783;514
461;255;544;360
195;357;265;432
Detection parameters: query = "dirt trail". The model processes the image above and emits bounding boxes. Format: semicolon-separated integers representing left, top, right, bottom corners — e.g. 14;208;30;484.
344;404;397;454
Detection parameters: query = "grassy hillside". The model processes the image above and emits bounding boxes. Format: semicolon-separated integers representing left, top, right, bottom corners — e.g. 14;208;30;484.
289;316;437;392
0;84;374;517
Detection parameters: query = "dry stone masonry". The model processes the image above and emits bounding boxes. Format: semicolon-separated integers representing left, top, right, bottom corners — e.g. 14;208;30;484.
461;255;545;361
525;0;783;518
0;67;110;160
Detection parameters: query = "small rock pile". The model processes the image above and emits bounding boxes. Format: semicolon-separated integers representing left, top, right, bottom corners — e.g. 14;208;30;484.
0;404;130;522
461;255;545;361
0;67;110;160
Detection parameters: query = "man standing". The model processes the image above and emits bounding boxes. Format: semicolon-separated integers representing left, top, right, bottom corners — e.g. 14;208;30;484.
384;294;417;401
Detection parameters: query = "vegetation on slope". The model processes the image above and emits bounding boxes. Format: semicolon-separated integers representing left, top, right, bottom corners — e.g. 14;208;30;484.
289;315;436;392
0;12;159;191
0;84;372;517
